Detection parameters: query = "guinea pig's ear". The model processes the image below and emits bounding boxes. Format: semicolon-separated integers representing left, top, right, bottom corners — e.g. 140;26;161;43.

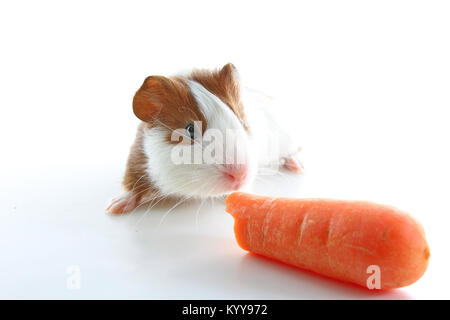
132;76;170;122
220;63;240;84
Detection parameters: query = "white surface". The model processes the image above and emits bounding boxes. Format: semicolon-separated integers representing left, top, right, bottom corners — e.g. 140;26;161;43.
1;1;450;299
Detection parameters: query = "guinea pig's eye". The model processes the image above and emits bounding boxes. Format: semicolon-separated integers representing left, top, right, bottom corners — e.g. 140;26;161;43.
185;122;195;140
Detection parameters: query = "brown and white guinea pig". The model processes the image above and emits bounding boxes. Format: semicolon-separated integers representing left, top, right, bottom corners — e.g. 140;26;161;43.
106;63;303;214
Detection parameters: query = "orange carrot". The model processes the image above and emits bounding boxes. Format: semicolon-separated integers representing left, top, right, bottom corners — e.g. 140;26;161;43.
226;192;429;289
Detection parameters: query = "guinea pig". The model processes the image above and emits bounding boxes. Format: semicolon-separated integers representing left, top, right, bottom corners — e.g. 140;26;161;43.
106;63;303;214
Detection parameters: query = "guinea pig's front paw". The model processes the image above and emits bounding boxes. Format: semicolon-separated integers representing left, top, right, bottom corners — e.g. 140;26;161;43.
281;152;304;174
106;192;139;214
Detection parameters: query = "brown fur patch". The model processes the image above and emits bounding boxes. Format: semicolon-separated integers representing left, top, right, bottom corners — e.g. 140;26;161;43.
122;123;155;199
133;75;207;144
187;63;249;131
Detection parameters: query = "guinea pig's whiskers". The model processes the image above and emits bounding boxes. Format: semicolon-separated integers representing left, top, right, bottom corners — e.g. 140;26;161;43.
125;186;161;218
133;191;173;228
129;174;147;195
134;178;201;228
156;195;193;229
194;198;205;232
129;189;164;217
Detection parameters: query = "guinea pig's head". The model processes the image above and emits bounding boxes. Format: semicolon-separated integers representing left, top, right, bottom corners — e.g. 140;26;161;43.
132;63;256;198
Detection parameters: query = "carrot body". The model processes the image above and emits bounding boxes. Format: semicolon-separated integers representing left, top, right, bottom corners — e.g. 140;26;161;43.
226;192;429;289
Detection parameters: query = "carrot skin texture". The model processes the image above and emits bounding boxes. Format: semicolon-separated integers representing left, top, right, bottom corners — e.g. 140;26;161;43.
226;192;430;289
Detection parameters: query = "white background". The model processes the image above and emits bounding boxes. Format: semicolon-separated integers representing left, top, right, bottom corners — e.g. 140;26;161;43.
1;0;449;299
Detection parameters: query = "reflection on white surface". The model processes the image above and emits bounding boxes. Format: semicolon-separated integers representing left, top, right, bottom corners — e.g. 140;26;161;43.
0;161;440;299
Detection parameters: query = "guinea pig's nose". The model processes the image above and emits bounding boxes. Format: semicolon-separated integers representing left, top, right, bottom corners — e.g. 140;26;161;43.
221;164;248;185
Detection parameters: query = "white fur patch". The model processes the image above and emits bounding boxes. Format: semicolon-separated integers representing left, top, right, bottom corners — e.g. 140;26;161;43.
187;80;255;167
187;80;244;132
